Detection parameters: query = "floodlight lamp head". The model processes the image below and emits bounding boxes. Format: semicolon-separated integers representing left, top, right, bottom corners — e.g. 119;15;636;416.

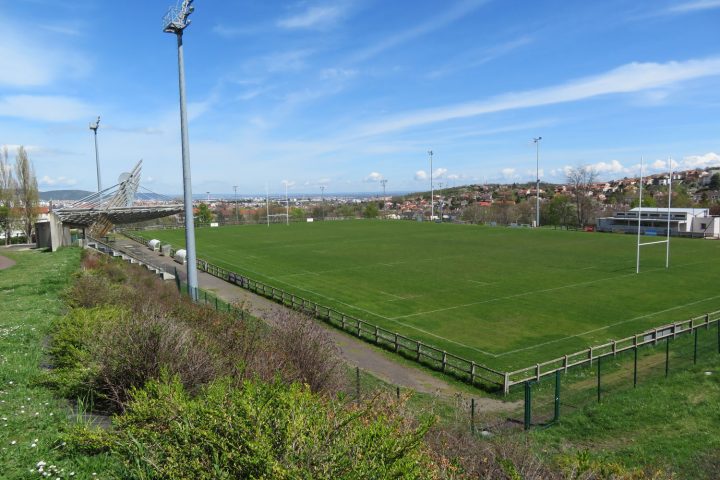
163;0;195;33
89;116;100;131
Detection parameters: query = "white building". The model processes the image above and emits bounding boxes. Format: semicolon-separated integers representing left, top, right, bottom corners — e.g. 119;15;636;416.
597;207;719;238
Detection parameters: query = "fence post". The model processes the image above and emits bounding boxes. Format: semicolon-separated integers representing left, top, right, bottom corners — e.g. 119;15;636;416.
554;369;561;422
374;326;379;344
706;313;710;330
356;320;361;337
694;327;699;365
524;381;532;430
442;351;447;373
589;347;593;367
394;333;399;352
470;362;476;385
215;297;218;311
536;363;541;382
597;356;602;403
341;315;346;330
563;355;568;373
717;316;720;354
665;337;670;377
633;345;638;388
471;398;476;434
204;290;208;303
416;341;422;361
396;386;400;399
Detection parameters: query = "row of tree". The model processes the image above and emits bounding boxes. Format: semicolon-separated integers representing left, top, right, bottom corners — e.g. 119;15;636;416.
0;146;39;244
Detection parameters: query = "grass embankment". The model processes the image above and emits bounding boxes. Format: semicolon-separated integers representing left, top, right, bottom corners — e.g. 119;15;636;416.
0;248;123;478
137;221;720;370
532;353;720;480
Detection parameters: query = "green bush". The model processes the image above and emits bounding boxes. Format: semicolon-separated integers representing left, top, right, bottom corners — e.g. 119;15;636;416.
75;374;435;480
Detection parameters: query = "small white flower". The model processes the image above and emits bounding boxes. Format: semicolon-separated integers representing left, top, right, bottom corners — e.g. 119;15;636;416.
10;440;16;445
31;443;37;448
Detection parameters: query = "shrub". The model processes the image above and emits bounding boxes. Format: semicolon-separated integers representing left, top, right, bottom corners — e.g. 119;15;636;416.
75;374;435;480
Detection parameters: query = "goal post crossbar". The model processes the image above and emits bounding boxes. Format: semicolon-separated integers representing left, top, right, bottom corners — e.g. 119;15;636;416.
636;156;673;273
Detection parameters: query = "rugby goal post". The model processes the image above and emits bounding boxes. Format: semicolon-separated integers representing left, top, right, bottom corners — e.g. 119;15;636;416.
636;156;672;273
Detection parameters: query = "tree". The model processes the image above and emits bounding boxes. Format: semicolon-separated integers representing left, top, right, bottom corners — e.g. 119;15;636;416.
14;146;39;239
709;173;720;190
363;202;379;218
196;203;213;224
290;207;306;221
566;165;598;227
546;194;573;228
0;146;17;244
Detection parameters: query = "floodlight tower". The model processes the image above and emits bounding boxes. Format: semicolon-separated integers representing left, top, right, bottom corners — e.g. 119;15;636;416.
438;182;444;222
233;185;239;224
89;116;102;192
284;181;289;225
533;137;542;228
380;179;388;209
428;150;434;220
164;0;198;300
320;185;325;220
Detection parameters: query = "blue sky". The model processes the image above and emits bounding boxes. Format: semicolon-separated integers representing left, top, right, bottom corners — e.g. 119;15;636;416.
1;0;720;195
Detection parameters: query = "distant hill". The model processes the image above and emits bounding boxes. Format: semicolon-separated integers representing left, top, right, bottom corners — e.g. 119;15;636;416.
40;190;93;201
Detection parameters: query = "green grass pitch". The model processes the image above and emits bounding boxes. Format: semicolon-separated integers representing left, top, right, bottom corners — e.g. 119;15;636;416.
139;221;720;371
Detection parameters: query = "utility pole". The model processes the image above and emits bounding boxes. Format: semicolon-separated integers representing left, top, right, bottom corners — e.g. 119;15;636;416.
163;0;198;301
428;150;434;221
89;116;101;192
233;185;239;224
266;184;270;227
206;191;210;203
320;185;325;220
533;137;542;228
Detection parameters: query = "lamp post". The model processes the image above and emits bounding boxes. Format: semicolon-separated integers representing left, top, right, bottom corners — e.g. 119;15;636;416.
320;185;325;220
89;116;101;192
164;0;198;301
233;185;239;224
285;182;289;225
380;179;388;209
533;137;542;228
428;150;434;220
437;182;443;222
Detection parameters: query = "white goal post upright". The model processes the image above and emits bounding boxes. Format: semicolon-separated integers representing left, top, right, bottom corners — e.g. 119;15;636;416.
636;156;673;273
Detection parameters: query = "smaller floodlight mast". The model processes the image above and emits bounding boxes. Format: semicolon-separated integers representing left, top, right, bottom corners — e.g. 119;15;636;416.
285;182;289;225
533;137;542;228
233;185;239;224
164;0;198;300
320;185;325;220
89;116;101;193
380;179;388;209
428;150;434;220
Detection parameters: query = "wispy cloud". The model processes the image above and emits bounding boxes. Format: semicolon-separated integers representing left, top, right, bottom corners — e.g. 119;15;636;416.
350;0;489;62
39;175;77;187
0;23;90;87
354;56;720;137
663;0;720;14
427;36;533;78
0;95;93;122
277;4;347;30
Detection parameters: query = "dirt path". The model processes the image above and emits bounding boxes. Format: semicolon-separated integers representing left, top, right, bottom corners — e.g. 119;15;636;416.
111;237;519;412
0;254;16;270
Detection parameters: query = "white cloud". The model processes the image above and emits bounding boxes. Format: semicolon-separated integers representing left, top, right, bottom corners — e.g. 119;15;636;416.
39;175;77;187
277;5;345;29
447;174;460;180
364;172;383;182
433;168;448;178
281;180;296;188
592;159;625;174
501;168;517;178
681;152;720;169
355;56;720;138
320;68;357;80
415;170;428;181
0;95;93;122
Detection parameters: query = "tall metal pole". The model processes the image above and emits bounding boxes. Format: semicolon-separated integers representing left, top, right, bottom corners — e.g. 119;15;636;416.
233;185;239;224
266;184;270;227
285;182;289;225
666;157;672;269
428;150;434;220
380;179;388;208
320;185;325;220
636;157;644;274
164;1;198;301
89;117;102;193
438;182;443;222
536;137;540;228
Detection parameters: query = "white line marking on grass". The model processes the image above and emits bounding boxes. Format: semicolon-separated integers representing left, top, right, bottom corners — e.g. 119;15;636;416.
495;294;720;357
378;290;406;300
468;280;492;286
390;260;713;321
